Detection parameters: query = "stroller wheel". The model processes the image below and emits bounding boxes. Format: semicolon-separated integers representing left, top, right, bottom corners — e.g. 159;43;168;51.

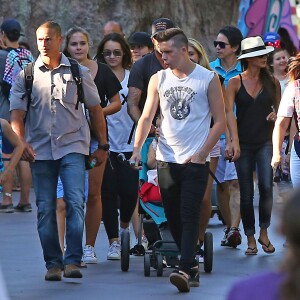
121;230;130;272
156;254;163;277
144;254;151;277
204;232;213;273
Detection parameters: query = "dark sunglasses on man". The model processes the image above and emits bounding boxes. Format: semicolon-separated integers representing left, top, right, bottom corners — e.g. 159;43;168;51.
213;41;230;49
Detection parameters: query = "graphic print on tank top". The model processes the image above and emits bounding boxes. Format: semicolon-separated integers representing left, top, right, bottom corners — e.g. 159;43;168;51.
163;86;197;120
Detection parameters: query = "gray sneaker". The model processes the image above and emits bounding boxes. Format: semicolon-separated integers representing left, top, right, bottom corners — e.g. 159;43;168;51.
0;204;14;213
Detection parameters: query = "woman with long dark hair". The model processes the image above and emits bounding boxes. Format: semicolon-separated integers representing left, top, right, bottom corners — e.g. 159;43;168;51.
95;33;139;260
227;36;281;255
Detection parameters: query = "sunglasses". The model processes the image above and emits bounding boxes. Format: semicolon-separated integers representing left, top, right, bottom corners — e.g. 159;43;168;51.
102;50;123;57
213;41;230;49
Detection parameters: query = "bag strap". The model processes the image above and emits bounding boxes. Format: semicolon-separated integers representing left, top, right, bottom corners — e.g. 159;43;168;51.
24;62;34;122
23;57;85;120
68;57;84;110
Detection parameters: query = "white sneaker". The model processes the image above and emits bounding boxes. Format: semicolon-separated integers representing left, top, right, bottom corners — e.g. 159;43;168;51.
82;245;97;264
107;241;121;260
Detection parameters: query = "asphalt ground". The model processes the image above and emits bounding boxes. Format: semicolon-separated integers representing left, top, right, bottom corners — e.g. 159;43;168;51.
0;181;292;300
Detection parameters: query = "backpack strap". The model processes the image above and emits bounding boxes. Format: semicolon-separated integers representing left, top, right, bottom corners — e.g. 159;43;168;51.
24;62;34;122
67;57;84;110
22;58;84;122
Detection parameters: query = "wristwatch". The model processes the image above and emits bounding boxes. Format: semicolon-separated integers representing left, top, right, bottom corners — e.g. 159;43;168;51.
98;143;110;151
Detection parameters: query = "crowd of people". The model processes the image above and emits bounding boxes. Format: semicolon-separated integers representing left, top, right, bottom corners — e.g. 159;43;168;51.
0;15;299;297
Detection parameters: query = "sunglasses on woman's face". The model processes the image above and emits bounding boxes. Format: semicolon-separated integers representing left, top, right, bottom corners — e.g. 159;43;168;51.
213;41;230;49
102;49;123;57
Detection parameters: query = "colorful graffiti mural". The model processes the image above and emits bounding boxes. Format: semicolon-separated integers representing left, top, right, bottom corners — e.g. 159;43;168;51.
238;0;300;50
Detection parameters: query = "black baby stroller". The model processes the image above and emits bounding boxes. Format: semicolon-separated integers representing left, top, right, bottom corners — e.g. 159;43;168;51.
118;138;213;275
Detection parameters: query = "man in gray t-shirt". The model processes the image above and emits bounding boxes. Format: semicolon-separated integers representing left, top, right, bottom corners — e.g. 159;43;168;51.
10;21;108;281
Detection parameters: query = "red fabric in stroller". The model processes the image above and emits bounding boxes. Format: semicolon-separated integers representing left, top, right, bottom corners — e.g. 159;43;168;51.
138;182;161;203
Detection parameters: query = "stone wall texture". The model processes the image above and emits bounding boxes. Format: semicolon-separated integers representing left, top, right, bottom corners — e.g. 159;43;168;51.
0;0;240;59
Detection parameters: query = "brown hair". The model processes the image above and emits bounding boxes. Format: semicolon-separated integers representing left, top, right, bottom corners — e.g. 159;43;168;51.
155;28;188;48
37;21;61;36
95;33;132;69
63;26;92;59
288;53;300;81
267;48;288;74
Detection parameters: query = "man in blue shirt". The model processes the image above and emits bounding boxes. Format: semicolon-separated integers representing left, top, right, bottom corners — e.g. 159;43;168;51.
210;25;243;249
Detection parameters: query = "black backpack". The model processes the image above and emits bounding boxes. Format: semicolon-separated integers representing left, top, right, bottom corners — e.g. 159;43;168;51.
23;57;84;116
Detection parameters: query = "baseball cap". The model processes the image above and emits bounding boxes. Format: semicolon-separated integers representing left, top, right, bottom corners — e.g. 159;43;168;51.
128;32;153;48
151;18;175;38
263;32;280;44
1;18;23;37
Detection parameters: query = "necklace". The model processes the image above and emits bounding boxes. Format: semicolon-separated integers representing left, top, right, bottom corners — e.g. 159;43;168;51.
223;61;237;73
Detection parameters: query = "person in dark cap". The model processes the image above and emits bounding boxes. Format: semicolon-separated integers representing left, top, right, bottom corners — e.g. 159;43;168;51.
151;17;175;38
0;18;23;42
0;18;33;214
128;32;153;63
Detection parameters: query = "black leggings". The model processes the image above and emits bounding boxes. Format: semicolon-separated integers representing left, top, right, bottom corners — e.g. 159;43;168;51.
101;151;139;239
157;161;209;274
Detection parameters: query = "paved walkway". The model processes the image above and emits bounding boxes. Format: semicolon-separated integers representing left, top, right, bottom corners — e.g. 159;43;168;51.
0;182;291;300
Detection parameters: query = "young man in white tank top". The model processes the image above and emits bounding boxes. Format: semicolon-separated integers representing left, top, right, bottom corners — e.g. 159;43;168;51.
130;28;226;293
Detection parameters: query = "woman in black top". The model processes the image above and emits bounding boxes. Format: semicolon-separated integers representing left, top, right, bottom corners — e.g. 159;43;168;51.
227;36;281;255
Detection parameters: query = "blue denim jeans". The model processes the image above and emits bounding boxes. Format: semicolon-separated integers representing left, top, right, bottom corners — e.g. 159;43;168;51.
157;161;209;274
234;142;273;236
30;153;85;269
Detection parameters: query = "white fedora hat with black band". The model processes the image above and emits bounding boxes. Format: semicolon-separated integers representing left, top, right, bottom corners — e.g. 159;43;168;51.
238;36;274;60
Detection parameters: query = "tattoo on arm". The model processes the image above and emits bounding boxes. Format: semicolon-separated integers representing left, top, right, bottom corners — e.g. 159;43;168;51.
127;87;142;124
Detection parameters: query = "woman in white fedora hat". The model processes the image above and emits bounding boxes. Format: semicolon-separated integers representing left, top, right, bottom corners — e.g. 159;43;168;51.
226;36;281;255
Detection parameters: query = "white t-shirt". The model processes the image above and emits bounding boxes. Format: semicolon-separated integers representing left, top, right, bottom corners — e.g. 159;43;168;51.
156;65;214;164
277;81;297;118
107;69;135;152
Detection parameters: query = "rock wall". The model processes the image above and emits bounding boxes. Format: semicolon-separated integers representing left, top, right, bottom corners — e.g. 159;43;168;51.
0;0;240;59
